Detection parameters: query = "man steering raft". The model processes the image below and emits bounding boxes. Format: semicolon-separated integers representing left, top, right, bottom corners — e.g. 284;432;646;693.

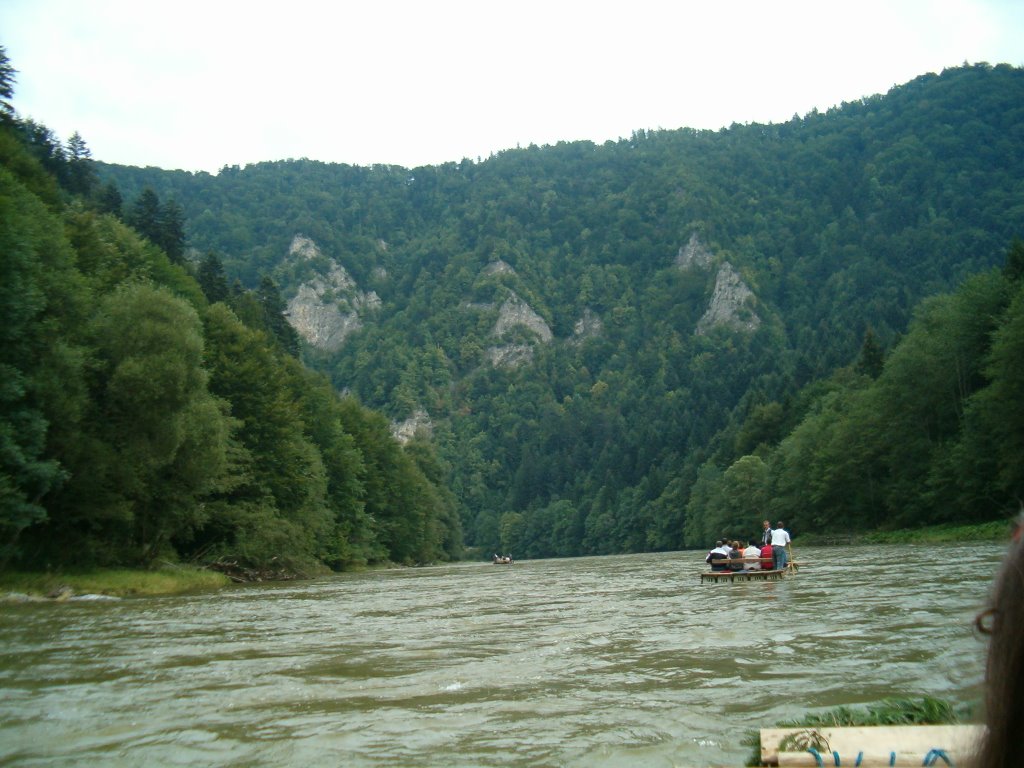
770;521;792;571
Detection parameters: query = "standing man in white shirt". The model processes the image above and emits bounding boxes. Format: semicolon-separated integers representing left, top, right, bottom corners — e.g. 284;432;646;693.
770;522;792;571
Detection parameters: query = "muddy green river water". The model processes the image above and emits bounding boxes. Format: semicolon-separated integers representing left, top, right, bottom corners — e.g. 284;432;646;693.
0;543;1003;767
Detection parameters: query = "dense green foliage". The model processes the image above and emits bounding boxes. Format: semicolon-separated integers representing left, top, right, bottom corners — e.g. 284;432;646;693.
96;63;1024;557
0;46;461;571
7;51;1024;565
93;63;1024;557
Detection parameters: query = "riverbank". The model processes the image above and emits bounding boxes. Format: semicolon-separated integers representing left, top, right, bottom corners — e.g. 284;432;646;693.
0;565;231;600
796;520;1011;546
3;522;1011;600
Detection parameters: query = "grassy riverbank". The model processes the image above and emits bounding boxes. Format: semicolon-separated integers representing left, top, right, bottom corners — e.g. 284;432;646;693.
860;520;1011;544
0;566;231;598
796;520;1012;546
4;522;1011;598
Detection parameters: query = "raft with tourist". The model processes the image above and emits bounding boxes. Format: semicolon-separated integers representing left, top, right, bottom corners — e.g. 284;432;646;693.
701;521;800;583
700;561;799;584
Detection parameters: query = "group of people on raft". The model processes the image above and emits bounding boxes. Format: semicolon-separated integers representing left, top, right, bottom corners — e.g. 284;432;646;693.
704;520;792;572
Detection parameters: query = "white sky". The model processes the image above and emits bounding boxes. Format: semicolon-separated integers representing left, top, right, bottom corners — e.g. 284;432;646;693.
1;0;1022;173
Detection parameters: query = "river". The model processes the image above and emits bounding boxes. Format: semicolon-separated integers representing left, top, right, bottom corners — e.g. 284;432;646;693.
0;543;1004;767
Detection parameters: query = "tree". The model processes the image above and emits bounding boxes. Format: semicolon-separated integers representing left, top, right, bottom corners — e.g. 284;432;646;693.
257;276;300;356
964;284;1024;506
17;119;67;183
0;165;84;565
872;273;1009;525
1004;239;1024;284
0;45;16;121
499;511;525;554
854;327;885;378
96;181;123;218
127;188;161;243
718;455;772;536
294;372;375;568
159;198;186;263
200;302;330;568
197;252;230;304
125;189;186;261
65;131;96;196
87;283;230;563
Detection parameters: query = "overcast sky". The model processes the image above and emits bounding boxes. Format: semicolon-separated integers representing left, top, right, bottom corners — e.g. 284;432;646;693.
1;0;1022;173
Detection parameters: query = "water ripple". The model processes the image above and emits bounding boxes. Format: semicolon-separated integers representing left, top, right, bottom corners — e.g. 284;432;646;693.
0;543;1002;767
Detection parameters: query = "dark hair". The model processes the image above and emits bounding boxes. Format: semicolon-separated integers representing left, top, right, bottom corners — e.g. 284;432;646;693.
974;534;1024;768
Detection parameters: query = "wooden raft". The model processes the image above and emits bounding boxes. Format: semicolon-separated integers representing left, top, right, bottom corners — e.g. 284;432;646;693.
700;568;787;583
759;724;984;766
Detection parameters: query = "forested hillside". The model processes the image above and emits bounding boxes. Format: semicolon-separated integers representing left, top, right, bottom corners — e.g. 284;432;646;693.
0;47;461;572
29;62;1024;561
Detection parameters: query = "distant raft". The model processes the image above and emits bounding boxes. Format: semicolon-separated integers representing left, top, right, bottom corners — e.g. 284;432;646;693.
492;555;514;565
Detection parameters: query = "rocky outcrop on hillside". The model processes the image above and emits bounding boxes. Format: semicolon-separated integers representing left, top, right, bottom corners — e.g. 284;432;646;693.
696;262;761;335
284;235;381;351
571;308;603;343
485;293;554;368
493;293;553;342
392;409;433;444
486;344;536;368
483;260;516;277
675;233;715;270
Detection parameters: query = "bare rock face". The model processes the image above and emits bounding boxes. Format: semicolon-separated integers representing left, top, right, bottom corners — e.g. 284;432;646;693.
483;260;516;277
571;308;603;343
676;232;715;270
696;262;761;335
284;235;381;351
493;293;553;343
484;292;553;368
485;344;535;368
391;409;433;444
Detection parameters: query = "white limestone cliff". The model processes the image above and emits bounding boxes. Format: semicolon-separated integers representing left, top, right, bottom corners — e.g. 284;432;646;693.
695;262;761;335
284;235;381;351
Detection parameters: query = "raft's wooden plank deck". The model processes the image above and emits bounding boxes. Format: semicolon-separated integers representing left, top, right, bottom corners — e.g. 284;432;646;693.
760;724;984;766
700;569;786;585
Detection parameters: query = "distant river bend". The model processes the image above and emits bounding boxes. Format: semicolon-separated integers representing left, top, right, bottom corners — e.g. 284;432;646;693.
0;544;1002;767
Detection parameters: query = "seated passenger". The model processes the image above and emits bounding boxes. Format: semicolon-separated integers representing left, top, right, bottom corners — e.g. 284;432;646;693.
705;540;729;571
727;541;745;571
760;542;774;571
743;539;762;570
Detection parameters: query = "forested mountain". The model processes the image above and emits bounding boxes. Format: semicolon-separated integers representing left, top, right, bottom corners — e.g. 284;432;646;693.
0;46;461;572
8;59;1024;566
94;63;1024;558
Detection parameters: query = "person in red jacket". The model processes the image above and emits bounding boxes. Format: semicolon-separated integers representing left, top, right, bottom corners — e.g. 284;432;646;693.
759;541;774;571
